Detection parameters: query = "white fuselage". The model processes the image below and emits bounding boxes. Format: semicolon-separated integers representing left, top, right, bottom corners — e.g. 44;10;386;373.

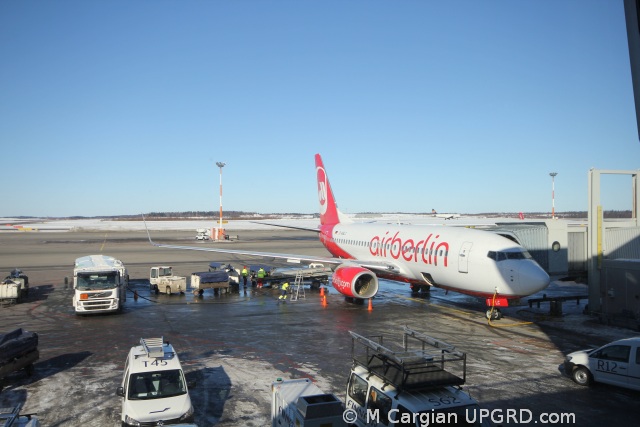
321;222;549;299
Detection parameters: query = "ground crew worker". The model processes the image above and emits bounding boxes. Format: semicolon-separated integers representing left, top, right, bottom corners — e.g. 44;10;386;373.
278;281;290;302
257;267;266;288
241;266;248;287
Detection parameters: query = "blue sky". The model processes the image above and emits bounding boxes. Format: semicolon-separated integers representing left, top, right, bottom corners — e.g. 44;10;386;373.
1;0;638;217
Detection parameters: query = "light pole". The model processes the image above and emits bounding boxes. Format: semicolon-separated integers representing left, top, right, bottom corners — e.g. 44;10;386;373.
216;162;226;239
549;172;558;219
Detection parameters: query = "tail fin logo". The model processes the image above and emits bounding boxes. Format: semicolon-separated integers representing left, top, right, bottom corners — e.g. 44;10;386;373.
317;166;328;215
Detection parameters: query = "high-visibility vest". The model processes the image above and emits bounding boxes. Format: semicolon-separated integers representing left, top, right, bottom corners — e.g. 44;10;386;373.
257;269;265;278
242;268;248;276
282;282;289;291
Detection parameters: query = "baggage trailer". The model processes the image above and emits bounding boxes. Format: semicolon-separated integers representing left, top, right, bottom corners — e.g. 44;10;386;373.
191;271;231;296
0;328;39;394
0;279;20;306
0;404;41;427
271;378;346;427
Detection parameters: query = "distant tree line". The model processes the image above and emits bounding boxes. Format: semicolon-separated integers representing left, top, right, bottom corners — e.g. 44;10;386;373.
11;210;633;220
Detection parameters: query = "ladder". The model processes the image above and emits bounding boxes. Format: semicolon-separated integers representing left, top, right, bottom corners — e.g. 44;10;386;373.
290;271;305;301
140;337;164;358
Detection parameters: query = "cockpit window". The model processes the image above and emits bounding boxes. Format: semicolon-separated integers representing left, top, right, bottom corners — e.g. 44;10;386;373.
487;250;532;261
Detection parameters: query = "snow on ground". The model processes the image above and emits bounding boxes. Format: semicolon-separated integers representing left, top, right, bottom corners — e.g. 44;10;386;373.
0;214;541;232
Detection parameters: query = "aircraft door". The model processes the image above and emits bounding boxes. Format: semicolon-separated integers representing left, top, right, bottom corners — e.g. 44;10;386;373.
458;242;473;273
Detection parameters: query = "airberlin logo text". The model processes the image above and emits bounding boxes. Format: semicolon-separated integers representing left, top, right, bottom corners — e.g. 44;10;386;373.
369;232;449;266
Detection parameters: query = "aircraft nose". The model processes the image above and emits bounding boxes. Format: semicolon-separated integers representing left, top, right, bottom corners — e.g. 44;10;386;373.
520;262;550;295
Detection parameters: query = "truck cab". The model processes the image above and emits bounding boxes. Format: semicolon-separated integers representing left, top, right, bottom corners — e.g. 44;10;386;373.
73;255;127;314
116;337;194;426
345;328;493;427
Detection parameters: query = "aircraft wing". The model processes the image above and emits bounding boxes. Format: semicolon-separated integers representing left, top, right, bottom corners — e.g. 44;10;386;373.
145;231;402;274
249;221;321;233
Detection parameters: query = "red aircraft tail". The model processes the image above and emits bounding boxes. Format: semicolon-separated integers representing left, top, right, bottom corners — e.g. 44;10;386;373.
315;154;342;226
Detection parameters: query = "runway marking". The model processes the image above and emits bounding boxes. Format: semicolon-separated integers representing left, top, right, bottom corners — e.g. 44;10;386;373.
100;232;108;252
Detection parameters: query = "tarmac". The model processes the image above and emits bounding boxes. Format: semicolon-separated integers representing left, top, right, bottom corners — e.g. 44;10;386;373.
0;228;638;426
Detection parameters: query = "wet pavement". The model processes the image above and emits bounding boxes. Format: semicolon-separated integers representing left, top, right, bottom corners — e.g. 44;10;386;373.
0;229;638;426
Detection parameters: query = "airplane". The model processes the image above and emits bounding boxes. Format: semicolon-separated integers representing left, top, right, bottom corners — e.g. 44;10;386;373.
146;153;550;320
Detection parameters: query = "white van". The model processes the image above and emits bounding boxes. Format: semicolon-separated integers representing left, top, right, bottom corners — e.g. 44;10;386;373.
116;337;195;426
564;336;640;391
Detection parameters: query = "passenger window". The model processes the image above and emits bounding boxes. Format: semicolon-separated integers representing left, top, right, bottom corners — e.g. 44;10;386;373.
367;387;392;426
348;374;368;406
593;345;631;363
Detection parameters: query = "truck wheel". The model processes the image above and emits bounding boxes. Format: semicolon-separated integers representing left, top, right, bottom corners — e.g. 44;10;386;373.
166;286;171;295
572;366;592;386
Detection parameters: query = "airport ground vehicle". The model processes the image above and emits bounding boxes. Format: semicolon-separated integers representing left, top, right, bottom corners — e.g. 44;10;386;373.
195;228;209;240
0;405;41;426
191;271;231;295
271;378;345;427
0;328;39;394
345;327;493;427
209;262;240;285
149;266;187;295
564;336;640;391
116;337;195;426
72;255;128;314
268;262;331;290
1;269;29;305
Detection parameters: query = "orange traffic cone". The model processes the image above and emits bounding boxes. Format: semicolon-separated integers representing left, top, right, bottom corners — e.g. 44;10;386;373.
367;298;373;311
322;294;327;307
320;287;325;296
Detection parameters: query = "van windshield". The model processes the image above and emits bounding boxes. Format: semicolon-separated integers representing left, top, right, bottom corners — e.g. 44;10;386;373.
76;272;118;290
127;369;187;400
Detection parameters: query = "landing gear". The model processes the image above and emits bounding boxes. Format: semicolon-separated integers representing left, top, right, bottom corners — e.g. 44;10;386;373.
486;308;502;320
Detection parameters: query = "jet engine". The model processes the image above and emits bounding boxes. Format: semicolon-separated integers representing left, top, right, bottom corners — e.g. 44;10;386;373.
331;265;378;299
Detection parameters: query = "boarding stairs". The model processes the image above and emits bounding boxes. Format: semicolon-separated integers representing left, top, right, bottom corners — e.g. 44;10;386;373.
290;271;305;301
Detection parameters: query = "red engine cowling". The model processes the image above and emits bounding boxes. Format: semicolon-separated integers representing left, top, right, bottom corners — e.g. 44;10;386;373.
331;265;378;299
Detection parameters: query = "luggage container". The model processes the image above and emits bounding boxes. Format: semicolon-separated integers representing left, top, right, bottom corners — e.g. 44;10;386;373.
190;271;230;296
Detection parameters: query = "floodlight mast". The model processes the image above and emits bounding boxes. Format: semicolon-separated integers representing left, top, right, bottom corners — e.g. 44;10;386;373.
549;172;558;219
216;162;226;238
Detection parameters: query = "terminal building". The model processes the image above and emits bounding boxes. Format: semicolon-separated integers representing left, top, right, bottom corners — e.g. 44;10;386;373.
484;169;640;330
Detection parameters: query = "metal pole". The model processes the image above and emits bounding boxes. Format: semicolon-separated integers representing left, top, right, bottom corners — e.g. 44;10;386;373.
216;162;225;238
549;172;558;219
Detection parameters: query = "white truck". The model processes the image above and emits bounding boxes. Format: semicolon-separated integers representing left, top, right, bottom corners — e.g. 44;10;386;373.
345;327;493;427
73;255;128;315
195;228;209;240
149;266;187;295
